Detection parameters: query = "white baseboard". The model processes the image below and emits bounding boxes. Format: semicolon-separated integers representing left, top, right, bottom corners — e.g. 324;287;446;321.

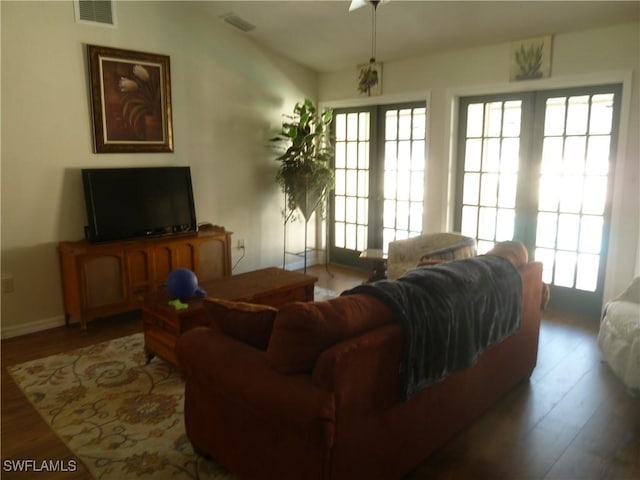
1;315;67;339
283;249;326;271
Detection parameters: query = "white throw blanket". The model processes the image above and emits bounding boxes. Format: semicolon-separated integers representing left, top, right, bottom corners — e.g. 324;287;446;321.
598;277;640;392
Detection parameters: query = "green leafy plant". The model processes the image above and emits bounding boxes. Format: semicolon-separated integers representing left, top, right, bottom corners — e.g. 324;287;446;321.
515;42;544;80
270;99;335;223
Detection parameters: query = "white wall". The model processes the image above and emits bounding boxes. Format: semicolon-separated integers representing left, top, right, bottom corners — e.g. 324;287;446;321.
319;22;640;307
1;0;316;337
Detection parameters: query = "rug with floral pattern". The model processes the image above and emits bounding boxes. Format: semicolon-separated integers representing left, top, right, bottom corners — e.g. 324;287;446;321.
8;333;234;479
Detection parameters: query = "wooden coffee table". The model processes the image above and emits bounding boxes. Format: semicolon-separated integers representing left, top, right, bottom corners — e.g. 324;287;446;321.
142;267;317;367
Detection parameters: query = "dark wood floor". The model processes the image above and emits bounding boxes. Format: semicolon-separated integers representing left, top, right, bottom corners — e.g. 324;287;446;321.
1;265;638;479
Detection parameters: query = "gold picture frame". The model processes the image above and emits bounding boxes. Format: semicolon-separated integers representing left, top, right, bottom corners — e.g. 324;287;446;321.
87;44;174;153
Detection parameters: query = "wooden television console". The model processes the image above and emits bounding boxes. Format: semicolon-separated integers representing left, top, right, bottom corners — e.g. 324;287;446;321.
59;227;232;332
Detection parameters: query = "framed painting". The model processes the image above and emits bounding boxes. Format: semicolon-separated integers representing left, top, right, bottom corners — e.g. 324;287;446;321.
87;45;173;153
357;62;383;97
510;35;553;81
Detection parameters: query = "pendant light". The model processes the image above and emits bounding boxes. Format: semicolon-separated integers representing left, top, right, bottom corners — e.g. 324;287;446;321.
358;0;381;96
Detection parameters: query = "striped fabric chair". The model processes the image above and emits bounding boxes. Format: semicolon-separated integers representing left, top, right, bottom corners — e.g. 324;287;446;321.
386;232;477;280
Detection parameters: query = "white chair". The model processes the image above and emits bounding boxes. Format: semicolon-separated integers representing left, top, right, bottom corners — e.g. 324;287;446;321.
597;277;640;393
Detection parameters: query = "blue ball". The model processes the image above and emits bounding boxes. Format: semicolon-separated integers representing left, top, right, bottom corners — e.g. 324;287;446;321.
166;268;199;301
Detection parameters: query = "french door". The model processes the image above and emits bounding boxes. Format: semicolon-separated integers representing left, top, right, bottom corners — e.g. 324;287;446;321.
456;84;622;316
329;103;426;267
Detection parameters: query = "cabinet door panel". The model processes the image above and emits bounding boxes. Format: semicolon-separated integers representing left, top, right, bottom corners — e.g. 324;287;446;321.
173;243;196;270
153;246;173;286
199;239;226;282
127;249;151;297
83;255;125;308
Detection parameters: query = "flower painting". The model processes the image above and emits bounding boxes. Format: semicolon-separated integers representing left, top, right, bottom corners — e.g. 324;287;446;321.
88;45;173;153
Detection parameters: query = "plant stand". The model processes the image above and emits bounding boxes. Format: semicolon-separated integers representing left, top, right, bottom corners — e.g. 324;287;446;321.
282;194;332;276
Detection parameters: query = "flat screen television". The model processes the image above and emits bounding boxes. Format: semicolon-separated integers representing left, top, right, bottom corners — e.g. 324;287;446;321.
82;166;197;243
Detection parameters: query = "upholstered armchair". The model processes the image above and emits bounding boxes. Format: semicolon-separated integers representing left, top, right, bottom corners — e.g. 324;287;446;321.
597;276;640;393
386;232;477;280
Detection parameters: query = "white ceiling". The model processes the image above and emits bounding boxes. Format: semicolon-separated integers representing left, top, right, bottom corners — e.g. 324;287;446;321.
192;1;639;73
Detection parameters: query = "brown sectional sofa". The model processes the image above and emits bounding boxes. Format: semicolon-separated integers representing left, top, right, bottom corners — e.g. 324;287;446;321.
176;241;543;479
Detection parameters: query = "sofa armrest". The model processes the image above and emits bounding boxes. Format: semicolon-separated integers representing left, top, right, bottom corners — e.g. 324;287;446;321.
176;327;336;445
312;324;404;411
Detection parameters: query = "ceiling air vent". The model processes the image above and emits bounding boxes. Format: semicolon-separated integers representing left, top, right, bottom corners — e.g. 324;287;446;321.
75;0;116;27
220;13;256;33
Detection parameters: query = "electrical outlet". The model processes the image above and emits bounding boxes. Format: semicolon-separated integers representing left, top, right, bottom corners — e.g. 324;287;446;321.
237;239;245;249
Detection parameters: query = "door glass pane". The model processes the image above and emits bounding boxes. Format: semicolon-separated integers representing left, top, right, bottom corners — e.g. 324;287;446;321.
461;206;478;238
412;140;425;170
501;138;520;172
536;212;557;248
483;138;501;172
582;176;606;215
496;208;515;241
563;137;586;175
541;137;563;174
555;251;577;287
556;213;580;251
589;94;614;134
544;98;566;135
346;142;358;168
465;139;482;171
538;175;560;211
398;109;412;140
478;207;496;241
335;143;346;168
382;106;425;247
566;96;589;135
559;176;583;213
459;99;522;247
333;111;370;252
576;254;599;291
346;113;358;140
463;173;480;205
498;174;517;208
586;136;610;175
485;102;503;136
466;104;484;137
535;91;616;293
386;111;398;140
535;247;555;284
503;101;522;137
480;173;498;206
579;215;603;253
346;197;357;223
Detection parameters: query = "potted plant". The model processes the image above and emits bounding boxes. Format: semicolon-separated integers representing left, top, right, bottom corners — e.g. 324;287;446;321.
271;98;335;223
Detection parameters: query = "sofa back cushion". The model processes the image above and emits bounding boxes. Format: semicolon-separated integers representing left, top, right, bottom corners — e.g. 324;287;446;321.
486;240;528;268
267;294;394;373
204;298;278;350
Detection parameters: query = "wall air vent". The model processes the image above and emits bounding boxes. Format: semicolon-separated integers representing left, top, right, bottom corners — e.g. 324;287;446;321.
220;13;256;33
74;0;116;27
